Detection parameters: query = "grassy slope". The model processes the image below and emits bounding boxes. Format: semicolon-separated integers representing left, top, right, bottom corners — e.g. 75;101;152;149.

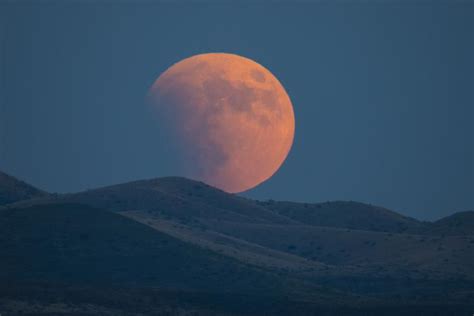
0;203;317;298
201;220;474;279
62;177;293;224
259;200;424;233
121;210;327;273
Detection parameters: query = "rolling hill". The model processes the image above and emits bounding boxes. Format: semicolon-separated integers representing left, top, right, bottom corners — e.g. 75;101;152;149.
426;211;474;236
1;172;473;314
258;200;424;233
61;177;293;224
0;203;317;296
200;220;474;278
0;171;47;206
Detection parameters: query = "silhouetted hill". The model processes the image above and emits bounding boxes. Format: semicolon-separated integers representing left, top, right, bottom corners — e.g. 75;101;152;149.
259;200;423;233
426;211;474;235
62;177;293;224
3;174;468;236
60;178;426;234
0;171;47;206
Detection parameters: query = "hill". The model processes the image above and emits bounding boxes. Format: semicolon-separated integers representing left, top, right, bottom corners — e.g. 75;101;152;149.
4;175;473;282
1;173;473;314
200;220;474;279
259;200;423;233
3;175;458;236
0;203;311;297
61;178;425;234
425;211;474;236
61;177;293;224
0;171;47;206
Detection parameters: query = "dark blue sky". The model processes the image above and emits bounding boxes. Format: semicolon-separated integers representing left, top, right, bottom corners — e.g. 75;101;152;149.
1;2;472;220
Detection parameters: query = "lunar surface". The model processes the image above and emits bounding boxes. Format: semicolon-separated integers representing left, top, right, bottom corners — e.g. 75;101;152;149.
148;53;295;193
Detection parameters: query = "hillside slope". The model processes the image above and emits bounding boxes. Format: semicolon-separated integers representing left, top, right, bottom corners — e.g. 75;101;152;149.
0;171;47;206
0;203;312;297
426;211;474;236
62;177;293;224
62;177;429;234
201;220;474;279
259;200;423;233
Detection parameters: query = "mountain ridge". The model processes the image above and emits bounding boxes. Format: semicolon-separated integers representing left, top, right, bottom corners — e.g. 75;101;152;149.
0;172;471;230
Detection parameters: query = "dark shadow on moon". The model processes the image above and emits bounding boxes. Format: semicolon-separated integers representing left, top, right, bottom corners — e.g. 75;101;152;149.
152;89;231;181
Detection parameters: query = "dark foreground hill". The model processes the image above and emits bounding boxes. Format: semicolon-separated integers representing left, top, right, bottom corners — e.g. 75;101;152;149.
0;203;377;315
0;203;308;296
1;173;473;315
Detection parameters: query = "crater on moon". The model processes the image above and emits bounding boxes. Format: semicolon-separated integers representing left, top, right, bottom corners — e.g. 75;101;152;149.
251;69;266;83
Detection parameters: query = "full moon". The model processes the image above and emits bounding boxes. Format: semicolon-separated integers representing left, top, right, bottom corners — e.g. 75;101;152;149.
148;53;295;193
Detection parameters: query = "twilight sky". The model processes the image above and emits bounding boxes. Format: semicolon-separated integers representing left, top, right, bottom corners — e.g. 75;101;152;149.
0;1;472;220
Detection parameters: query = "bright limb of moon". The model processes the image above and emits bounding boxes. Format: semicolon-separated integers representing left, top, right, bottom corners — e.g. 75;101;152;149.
148;53;295;193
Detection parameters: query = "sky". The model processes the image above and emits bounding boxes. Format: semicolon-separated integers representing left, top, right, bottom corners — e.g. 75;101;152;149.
0;1;472;220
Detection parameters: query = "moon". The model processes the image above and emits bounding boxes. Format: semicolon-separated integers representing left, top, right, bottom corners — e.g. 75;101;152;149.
148;53;295;193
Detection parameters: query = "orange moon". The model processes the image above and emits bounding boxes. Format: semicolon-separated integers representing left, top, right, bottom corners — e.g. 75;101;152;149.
148;53;295;193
